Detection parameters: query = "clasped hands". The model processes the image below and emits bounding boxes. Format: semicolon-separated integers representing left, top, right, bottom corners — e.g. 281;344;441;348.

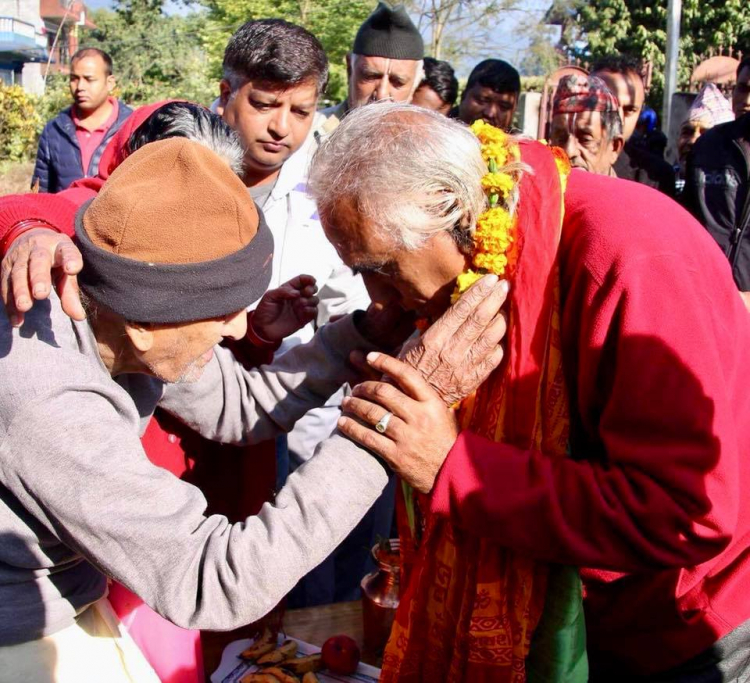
339;275;509;494
1;229;511;494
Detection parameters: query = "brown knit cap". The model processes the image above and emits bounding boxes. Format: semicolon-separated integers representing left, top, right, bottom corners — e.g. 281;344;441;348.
83;137;258;263
75;137;275;324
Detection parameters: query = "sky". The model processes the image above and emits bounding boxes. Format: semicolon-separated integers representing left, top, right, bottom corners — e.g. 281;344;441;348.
446;0;552;76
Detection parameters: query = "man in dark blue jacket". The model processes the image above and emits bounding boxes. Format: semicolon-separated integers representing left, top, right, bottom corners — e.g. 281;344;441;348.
683;111;750;291
33;48;132;193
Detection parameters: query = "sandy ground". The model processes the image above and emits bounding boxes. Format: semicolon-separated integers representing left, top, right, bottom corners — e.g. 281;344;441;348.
0;161;34;196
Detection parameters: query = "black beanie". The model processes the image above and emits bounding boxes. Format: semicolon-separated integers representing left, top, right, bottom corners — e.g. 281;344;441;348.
353;2;424;61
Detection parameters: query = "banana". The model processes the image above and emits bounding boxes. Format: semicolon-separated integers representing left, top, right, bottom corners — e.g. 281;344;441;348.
261;667;301;683
239;629;276;661
302;674;320;683
239;674;281;683
281;653;324;675
257;639;298;665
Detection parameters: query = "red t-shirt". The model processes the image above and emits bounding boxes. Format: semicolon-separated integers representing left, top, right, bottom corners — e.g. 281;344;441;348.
72;97;119;177
430;168;750;676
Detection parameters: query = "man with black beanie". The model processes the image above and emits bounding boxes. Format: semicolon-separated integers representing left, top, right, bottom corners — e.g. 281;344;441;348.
321;1;424;130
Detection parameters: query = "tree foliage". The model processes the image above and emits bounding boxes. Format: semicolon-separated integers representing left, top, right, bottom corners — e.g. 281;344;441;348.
193;0;374;104
517;20;564;77
406;0;519;63
82;0;216;105
0;84;42;162
579;0;750;103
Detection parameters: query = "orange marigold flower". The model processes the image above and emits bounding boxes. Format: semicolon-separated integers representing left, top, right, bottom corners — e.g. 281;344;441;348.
471;119;507;145
476;206;514;234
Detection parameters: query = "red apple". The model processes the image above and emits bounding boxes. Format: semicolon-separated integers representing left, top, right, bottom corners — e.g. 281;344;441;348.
321;634;360;675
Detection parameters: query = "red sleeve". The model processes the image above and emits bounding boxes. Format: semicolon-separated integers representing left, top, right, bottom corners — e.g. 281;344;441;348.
430;178;750;573
0;183;100;241
222;311;281;368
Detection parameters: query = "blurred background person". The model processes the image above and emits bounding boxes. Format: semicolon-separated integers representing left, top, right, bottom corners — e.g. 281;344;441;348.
32;48;132;193
454;58;520;132
683;106;748;292
412;57;458;115
675;83;734;196
592;55;675;196
320;2;424;131
732;56;750;118
549;74;623;176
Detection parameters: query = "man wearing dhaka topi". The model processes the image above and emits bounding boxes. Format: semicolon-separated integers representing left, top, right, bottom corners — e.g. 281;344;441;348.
7;103;750;681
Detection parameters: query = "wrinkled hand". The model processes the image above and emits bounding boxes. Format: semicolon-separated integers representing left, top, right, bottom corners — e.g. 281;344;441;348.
403;274;508;406
1;228;84;327
338;352;458;493
252;274;319;342
351;274;509;406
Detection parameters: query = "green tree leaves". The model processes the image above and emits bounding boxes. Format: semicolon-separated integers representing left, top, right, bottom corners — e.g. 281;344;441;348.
580;0;750;104
83;0;217;105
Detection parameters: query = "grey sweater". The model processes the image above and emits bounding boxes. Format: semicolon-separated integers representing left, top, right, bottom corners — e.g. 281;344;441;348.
0;294;388;645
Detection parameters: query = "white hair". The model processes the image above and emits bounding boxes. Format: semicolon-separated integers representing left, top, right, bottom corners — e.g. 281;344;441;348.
309;101;491;250
350;53;425;99
127;102;245;177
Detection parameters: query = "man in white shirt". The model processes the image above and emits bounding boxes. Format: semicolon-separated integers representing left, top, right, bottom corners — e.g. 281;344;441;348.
214;19;378;603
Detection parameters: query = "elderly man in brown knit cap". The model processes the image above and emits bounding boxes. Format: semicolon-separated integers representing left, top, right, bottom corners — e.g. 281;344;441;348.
549;73;624;176
0;137;507;681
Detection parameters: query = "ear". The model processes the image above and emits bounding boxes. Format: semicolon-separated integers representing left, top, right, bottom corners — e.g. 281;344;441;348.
106;75;116;93
218;79;232;114
124;323;155;353
610;135;625;163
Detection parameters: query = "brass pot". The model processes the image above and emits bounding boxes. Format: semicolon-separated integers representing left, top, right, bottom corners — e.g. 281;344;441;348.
361;539;400;661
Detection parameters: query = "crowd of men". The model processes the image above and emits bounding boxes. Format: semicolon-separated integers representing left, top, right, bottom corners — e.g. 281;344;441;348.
0;1;749;682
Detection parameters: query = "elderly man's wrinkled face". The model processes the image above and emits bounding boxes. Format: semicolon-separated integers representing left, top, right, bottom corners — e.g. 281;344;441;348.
459;85;518;132
550;110;623;176
347;54;422;108
733;66;750;118
219;78;319;181
126;311;247;383
593;69;644;142
677;117;712;165
322;199;469;321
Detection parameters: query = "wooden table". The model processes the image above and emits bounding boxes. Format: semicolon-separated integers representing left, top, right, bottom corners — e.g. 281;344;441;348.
203;600;378;679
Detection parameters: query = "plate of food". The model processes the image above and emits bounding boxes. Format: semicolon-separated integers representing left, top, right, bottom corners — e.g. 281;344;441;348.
211;629;380;683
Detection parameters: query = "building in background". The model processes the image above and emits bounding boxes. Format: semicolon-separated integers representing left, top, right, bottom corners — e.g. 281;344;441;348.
0;0;48;93
0;0;93;94
41;0;95;75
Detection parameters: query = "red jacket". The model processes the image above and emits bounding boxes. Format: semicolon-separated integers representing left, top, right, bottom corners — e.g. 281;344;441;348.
430;170;750;676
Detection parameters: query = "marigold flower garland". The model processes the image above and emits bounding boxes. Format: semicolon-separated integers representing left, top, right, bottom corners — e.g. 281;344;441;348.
404;121;525;541
451;120;523;302
404;123;572;542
